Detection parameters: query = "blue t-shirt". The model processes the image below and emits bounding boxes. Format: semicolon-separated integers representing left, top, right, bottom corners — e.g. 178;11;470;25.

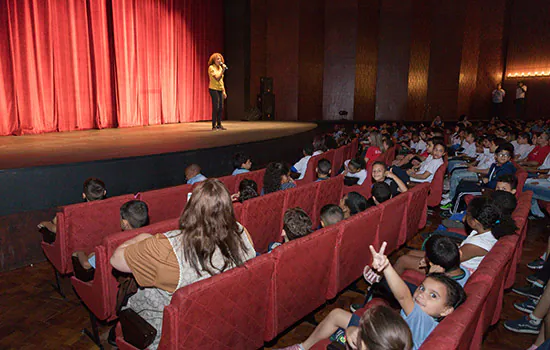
400;303;438;350
187;173;207;185
232;168;250;175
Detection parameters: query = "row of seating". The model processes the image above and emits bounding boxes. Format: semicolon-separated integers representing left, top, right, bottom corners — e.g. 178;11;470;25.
111;182;430;349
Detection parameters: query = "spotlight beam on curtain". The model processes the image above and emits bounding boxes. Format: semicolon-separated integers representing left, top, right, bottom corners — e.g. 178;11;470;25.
0;0;223;136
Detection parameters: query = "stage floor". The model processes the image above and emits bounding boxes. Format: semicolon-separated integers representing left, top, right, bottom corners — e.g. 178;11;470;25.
0;121;316;169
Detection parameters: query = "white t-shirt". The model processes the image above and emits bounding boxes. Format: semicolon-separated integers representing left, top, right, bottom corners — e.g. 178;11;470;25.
511;141;536;160
492;89;505;103
313;150;324;156
344;160;367;185
293;155;311;180
460;230;497;273
410;139;427;154
476;150;495;170
460;141;477;158
411;156;444;183
539;153;550;170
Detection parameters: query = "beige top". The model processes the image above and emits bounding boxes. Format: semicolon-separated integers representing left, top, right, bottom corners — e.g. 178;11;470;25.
208;64;224;91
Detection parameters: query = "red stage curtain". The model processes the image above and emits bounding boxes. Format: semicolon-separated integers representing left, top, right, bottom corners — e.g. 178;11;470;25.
0;0;222;136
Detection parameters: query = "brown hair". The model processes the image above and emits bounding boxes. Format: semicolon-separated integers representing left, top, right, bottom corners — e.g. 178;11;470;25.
208;52;224;66
179;179;249;276
357;305;413;350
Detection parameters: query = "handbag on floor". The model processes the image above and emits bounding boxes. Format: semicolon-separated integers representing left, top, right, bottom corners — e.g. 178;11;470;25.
119;308;157;349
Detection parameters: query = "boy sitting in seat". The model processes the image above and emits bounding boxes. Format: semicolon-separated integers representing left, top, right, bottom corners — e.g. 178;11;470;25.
72;200;149;281
268;207;313;252
315;158;331;182
320;204;344;228
38;178;107;242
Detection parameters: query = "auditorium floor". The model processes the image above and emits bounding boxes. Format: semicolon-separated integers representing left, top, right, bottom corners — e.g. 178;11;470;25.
0;213;547;349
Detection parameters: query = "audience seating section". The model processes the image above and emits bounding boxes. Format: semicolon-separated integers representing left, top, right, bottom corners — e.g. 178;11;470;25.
114;175;430;349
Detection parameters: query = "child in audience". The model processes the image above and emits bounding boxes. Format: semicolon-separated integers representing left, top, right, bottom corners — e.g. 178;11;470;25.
395;195;517;275
185;164;207;184
268;208;313;252
38;178;107;236
410;132;427;155
263;162;296;195
519;132;550;168
280;242;466;350
339;192;368;219
343;158;367;186
231;179;259;202
232;152;252;175
366;182;392;208
72;200;149;281
371;161;408;197
320;204;344;228
315;158;331;181
392;141;446;184
512;132;535;161
364;131;383;166
292;145;314;180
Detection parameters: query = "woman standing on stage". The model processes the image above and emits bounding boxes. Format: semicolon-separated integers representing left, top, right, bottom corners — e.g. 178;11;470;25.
208;53;227;130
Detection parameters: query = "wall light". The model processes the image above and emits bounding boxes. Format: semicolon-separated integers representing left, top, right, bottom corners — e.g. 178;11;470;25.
507;71;550;78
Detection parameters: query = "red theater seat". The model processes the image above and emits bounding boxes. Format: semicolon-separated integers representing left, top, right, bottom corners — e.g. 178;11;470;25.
298;154;325;184
158;254;275;350
71;218;180;322
332;146;346;175
404;183;430;243
426;159;448;207
350;138;359;159
312;175;344;227
41;194;135;275
217;175;238;195
140;184;192;223
233;168;266;194
265;225;339;340
240;190;286;253
282;182;318;223
376;194;408;253
327;206;381;299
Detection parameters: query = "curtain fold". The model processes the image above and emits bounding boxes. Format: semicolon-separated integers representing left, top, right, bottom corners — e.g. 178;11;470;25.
0;0;222;136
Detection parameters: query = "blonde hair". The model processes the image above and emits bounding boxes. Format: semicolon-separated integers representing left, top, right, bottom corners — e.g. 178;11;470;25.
208;53;224;66
369;131;384;149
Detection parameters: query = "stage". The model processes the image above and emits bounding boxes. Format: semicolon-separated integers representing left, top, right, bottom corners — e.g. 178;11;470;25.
0;121;316;170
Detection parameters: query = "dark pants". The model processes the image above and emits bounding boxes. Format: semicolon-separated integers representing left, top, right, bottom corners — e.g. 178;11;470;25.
515;98;526;119
492;102;503;119
209;89;223;128
391;165;410;184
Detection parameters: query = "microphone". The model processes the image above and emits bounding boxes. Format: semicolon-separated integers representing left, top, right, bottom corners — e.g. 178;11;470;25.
222;63;229;70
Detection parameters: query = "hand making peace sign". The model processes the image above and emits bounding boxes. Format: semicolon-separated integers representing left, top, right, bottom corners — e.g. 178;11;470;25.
369;241;390;272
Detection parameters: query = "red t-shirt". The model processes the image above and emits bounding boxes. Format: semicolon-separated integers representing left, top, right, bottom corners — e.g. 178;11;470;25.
365;146;382;165
527;145;550;165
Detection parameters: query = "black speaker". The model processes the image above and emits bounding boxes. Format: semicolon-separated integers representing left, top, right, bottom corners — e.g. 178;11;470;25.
260;77;273;94
257;92;275;120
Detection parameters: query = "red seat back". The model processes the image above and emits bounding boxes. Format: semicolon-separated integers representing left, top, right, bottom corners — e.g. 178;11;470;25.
41;194;135;274
282;182;318;224
265;226;338;339
506;190;532;288
350;138;359;159
384;146;396;166
140;184;192;223
240;191;286;253
327;206;381;298
71;218;180;321
233;169;266;193
427;159;447;207
217;175;238;195
515;164;528;194
376;194;408;252
159;254;275;350
404;183;430;243
332;146;346;176
301;154;324;183
313;176;344;227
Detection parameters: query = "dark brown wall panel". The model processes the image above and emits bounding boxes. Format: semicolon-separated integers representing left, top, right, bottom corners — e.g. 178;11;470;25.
354;0;381;122
266;0;300;120
406;0;431;121
426;1;467;120
322;0;358;120
471;0;506;119
504;0;550;119
249;0;267;108
298;0;324;121
375;0;412;121
457;0;481;116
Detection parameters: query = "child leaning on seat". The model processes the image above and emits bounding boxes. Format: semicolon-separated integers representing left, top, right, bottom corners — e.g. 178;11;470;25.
72;200;149;282
268;207;313;252
277;241;466;350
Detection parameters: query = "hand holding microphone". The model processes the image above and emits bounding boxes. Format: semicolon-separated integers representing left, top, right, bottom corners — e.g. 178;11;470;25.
221;63;229;71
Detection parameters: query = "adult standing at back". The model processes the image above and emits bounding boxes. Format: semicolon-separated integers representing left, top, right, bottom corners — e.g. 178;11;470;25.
492;83;505;119
208;53;228;131
515;81;527;119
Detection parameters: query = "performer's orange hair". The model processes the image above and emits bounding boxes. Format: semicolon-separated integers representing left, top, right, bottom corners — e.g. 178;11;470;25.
208;53;224;66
